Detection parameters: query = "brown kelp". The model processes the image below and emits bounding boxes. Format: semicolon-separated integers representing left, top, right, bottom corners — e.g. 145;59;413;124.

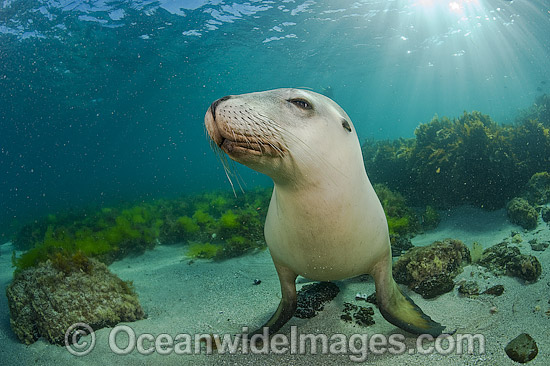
363;95;550;209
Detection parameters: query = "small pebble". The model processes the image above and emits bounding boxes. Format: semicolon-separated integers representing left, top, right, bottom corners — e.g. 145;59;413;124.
253;279;261;285
489;306;498;314
458;280;480;296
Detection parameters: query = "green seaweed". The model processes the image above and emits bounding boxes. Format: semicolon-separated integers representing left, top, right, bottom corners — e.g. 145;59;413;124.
220;235;258;258
11;187;272;272
421;206;440;230
374;184;420;237
220;210;240;230
186;242;222;259
387;216;411;236
192;209;214;226
176;216;200;234
50;251;94;275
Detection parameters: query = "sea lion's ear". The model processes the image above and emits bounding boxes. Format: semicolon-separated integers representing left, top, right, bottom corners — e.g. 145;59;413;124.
342;119;352;133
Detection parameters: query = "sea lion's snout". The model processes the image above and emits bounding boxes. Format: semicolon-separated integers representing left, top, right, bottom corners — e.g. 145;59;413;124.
205;92;285;159
210;95;232;121
206;95;232;148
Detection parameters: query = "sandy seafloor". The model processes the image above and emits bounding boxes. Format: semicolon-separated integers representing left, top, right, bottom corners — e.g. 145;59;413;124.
0;205;549;365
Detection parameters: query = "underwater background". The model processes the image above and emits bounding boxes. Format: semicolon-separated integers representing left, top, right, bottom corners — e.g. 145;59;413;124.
2;1;550;365
2;0;549;241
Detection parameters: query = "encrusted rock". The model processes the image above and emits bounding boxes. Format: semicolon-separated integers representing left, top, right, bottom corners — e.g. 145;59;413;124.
295;282;340;319
341;302;375;327
390;235;413;257
479;242;542;282
529;239;549;252
505;333;538;363
506;197;538;230
542;207;550;223
458;280;480;297
393;238;471;298
6;255;145;345
507;256;542;282
482;284;504;296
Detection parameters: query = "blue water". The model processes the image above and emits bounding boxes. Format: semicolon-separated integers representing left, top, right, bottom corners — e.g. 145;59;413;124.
1;0;549;239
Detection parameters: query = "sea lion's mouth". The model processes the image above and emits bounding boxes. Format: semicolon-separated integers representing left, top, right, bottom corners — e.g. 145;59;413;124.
219;138;263;156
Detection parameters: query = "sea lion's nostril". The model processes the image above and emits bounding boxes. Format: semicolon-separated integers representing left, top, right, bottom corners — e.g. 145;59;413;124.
210;95;232;120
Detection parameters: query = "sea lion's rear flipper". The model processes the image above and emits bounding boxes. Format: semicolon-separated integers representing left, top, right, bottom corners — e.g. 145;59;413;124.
250;262;297;337
373;261;447;337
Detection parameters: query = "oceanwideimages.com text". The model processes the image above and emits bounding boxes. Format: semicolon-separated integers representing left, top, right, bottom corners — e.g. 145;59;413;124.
65;323;485;362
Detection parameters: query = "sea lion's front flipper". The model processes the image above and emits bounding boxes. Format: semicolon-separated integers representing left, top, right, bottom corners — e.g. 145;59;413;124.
373;260;446;337
250;261;297;336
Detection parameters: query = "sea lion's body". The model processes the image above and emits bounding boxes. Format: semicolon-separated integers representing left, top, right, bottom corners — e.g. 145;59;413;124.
205;88;445;337
265;167;387;282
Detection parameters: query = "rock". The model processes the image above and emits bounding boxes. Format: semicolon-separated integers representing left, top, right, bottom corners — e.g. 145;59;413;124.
341;302;375;327
506;197;538;230
295;282;340;319
393;238;471;298
512;233;523;243
458;280;480;297
507;256;542;282
482;284;504;296
542;207;550;223
479;242;542;282
523;171;550;205
505;333;538;363
390;235;413;257
529;240;549;252
6;255;145;345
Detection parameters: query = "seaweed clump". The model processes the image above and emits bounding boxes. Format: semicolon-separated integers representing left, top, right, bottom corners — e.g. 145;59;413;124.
11;203;164;272
373;184;439;255
11;187;272;271
522;171;550;205
506;197;538;230
363;96;550;210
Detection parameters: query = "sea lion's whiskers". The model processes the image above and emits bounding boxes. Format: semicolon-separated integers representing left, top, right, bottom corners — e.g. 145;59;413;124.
257;117;315;166
249;120;284;156
210;138;244;195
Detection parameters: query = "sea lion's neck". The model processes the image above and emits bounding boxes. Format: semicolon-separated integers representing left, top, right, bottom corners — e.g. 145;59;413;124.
271;161;373;215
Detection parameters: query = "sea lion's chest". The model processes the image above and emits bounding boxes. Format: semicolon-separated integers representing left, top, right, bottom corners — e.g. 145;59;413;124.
264;187;388;280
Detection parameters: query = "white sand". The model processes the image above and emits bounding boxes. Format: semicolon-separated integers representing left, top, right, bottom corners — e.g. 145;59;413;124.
0;206;548;365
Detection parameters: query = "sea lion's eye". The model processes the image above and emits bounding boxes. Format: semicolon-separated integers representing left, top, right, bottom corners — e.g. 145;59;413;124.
342;119;352;132
288;98;312;110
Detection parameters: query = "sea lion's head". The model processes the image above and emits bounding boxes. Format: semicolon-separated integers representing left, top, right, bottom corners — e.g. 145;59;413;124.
205;88;360;186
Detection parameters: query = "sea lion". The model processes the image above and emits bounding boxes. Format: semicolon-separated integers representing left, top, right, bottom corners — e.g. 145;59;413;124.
204;88;446;337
